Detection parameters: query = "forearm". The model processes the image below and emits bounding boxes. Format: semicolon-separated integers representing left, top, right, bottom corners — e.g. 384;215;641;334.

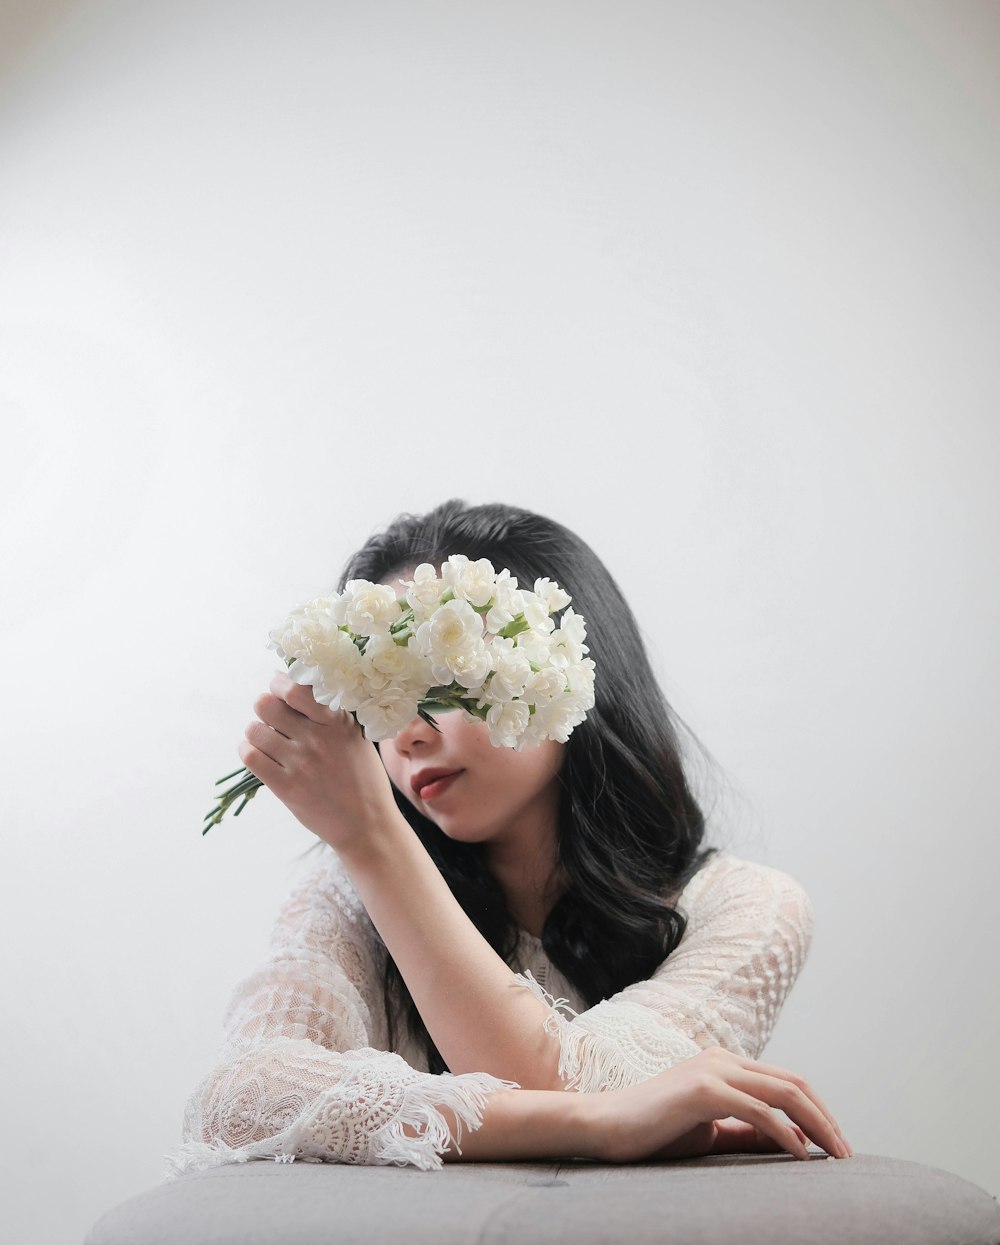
337;820;564;1089
440;1087;598;1162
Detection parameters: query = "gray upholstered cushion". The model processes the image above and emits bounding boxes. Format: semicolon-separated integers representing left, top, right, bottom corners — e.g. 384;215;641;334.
85;1152;1000;1245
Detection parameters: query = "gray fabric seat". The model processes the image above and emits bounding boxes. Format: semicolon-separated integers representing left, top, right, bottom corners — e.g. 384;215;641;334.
85;1152;1000;1245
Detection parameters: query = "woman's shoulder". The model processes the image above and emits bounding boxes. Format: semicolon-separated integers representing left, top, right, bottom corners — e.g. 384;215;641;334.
674;849;814;929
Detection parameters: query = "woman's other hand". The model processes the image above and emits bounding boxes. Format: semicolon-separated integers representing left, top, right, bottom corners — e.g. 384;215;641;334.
238;672;403;850
588;1046;852;1163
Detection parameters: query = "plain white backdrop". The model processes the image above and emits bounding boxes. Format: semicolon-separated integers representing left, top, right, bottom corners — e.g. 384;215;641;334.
1;2;998;1241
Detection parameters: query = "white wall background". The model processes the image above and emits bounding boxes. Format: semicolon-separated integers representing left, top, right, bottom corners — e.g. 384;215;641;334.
2;2;998;1241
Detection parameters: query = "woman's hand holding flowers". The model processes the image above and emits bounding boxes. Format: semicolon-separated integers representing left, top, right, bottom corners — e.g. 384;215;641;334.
239;671;404;852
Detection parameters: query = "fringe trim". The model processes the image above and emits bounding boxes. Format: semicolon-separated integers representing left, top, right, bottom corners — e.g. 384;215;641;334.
372;1071;518;1170
163;1137;258;1180
162;1070;517;1180
513;970;642;1095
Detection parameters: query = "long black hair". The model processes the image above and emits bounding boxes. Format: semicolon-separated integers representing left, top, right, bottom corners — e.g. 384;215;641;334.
324;499;718;1074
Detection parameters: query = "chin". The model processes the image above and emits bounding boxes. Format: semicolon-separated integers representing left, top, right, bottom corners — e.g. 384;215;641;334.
432;819;495;845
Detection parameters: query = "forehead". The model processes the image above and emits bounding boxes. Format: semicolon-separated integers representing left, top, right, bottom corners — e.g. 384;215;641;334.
379;565;418;594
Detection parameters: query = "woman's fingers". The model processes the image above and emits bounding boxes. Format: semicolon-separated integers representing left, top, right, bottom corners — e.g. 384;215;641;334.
719;1088;813;1160
253;692;301;739
698;1050;849;1156
243;719;289;767
237;690;305;783
694;1049;851;1156
238;738;285;784
269;671;351;726
734;1056;846;1146
675;1050;849;1161
707;1119;795;1156
727;1069;849;1159
244;681;355;770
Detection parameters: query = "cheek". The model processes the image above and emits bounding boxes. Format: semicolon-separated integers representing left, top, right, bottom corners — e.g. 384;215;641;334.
376;744;405;788
490;745;564;796
524;745;566;795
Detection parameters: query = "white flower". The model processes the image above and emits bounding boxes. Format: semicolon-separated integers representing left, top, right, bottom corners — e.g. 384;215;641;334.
441;554;498;609
521;666;567;706
444;645;493;689
269;596;370;709
355;686;421;742
549;606;589;666
268;597;342;666
484;569;524;633
414;598;491;687
362;633;433;695
565;656;597;696
520;590;556;635
526;689;591;745
403;564;444;622
478;637;532;704
340;580;402;637
486;699;532;748
287;629;369;712
265;560;593;752
533;577;572;613
514;629;554;669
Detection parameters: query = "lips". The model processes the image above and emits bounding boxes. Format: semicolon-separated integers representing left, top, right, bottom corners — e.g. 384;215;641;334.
411;768;463;800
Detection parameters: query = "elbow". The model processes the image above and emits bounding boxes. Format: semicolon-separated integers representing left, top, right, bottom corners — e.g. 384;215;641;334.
521;1040;566;1093
450;1046;562;1094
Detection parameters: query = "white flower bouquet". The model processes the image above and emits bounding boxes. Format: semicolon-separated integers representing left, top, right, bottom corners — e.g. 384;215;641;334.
204;555;596;831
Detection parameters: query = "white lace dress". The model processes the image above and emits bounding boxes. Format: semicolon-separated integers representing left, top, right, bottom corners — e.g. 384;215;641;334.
167;847;813;1177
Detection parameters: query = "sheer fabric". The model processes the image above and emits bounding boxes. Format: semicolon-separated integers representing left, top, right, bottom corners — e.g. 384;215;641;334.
167;847;812;1176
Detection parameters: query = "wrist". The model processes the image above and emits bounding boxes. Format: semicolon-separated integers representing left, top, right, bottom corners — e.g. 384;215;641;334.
443;1087;604;1163
575;1090;619;1162
323;805;413;864
563;1088;607;1160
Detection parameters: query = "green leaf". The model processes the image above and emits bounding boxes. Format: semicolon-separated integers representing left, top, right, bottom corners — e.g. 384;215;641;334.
498;614;530;639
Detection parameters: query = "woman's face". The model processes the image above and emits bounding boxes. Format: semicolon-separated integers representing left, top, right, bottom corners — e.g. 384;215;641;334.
378;709;566;849
375;565;565;849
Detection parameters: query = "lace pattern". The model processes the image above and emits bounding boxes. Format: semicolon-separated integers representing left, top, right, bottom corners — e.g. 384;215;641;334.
513;854;814;1091
167;847;812;1175
169;1041;513;1174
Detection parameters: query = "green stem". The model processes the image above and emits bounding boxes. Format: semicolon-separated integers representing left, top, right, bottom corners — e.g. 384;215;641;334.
203;767;263;834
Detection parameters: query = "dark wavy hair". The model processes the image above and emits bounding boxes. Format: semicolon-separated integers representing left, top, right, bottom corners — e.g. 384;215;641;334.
324;499;718;1075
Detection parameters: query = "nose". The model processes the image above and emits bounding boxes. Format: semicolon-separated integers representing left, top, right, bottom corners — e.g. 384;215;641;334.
389;710;441;756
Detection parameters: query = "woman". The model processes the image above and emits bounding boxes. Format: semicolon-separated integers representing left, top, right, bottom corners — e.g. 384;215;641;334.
170;500;850;1174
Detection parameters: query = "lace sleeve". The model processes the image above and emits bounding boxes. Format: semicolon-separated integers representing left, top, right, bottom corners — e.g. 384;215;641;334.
516;853;814;1093
166;849;515;1176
